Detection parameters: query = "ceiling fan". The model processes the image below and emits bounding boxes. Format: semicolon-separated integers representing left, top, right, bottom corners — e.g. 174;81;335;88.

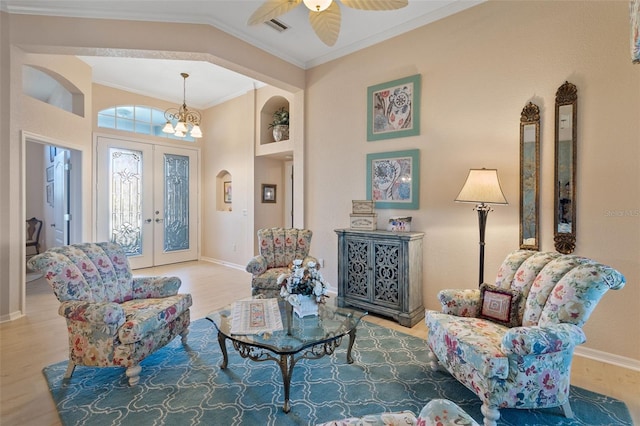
248;0;409;47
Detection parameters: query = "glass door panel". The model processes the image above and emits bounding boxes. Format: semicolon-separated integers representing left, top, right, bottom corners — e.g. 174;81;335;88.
163;153;190;251
153;146;198;265
110;148;143;256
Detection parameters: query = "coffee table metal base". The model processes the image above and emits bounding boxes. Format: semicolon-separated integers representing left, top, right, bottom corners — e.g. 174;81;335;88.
217;328;358;413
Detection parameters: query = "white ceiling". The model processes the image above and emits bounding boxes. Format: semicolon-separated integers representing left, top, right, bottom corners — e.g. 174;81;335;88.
4;0;482;107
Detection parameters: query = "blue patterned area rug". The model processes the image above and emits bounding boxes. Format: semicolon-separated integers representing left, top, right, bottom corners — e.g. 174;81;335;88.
43;319;632;426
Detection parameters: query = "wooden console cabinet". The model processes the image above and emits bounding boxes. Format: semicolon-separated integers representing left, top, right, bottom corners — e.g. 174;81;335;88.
335;229;425;327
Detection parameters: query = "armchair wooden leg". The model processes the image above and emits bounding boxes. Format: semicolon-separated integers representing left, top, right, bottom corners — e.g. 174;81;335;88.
63;361;76;379
126;365;142;386
480;403;500;426
180;328;189;345
561;401;574;419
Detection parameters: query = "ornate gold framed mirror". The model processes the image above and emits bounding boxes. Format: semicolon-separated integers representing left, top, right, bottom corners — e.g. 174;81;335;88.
554;81;577;254
520;102;540;250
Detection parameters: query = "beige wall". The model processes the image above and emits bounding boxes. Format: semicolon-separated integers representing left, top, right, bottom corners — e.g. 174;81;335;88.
254;157;286;233
0;11;11;319
306;1;639;361
1;2;638;363
201;92;256;266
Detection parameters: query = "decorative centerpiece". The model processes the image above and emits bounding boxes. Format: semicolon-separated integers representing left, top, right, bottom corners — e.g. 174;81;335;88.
269;106;290;142
278;259;329;317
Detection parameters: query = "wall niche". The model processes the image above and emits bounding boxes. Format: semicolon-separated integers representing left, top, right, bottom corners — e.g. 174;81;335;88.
217;170;232;212
260;96;290;146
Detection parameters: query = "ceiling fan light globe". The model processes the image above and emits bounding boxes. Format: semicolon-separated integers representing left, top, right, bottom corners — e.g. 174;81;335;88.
303;0;332;12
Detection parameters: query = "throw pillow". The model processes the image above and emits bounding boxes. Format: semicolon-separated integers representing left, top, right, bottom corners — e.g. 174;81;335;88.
479;283;521;327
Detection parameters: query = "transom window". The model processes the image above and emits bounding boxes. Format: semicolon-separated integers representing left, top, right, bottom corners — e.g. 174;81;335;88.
98;105;195;142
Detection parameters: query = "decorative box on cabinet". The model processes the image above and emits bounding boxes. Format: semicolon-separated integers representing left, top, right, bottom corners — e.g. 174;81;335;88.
335;229;425;327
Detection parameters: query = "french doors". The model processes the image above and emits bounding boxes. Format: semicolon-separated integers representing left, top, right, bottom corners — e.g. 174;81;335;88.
96;136;198;269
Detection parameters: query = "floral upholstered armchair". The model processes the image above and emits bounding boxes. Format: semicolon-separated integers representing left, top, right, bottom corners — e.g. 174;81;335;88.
246;227;318;298
425;250;625;426
27;242;192;386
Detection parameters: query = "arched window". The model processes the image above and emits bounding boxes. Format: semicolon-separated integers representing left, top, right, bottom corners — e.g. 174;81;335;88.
97;105;196;142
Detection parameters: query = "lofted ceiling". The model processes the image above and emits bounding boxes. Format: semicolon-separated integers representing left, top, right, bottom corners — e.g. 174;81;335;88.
4;0;483;107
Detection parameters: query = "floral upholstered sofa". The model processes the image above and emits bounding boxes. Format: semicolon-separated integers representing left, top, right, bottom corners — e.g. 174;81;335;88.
27;242;192;386
317;399;479;426
425;250;625;426
246;227;318;298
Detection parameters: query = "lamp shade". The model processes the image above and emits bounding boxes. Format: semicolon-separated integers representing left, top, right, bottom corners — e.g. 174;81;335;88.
455;168;508;205
162;121;175;134
190;125;203;138
174;121;187;134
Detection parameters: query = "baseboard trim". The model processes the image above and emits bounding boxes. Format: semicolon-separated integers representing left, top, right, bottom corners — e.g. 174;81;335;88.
0;310;25;323
575;346;640;372
199;256;246;272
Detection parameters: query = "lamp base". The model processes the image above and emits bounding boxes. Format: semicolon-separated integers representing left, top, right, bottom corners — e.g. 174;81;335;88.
475;203;492;286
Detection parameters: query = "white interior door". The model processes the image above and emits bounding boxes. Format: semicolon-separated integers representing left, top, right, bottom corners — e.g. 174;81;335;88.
96;136;198;269
53;149;69;246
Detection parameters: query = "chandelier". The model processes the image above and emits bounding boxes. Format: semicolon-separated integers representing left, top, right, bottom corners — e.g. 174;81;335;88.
162;73;203;139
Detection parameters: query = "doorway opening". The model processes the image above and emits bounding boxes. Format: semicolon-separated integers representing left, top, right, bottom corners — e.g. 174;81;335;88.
22;134;83;311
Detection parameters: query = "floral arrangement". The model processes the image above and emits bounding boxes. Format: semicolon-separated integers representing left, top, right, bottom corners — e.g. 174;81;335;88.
277;259;329;305
268;106;289;129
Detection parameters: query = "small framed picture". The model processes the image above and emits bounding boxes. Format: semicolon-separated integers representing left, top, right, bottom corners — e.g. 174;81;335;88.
223;181;232;203
261;184;277;203
46;183;54;207
46;166;54;182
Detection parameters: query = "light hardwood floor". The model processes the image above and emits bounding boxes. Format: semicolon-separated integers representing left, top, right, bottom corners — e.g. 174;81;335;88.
1;260;638;425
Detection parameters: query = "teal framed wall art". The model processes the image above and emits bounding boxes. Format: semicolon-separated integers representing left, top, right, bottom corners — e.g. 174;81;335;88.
366;149;420;209
367;74;421;141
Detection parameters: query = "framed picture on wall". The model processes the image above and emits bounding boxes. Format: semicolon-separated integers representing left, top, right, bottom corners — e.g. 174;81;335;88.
367;74;421;141
261;184;277;203
366;149;420;209
224;181;232;203
46;183;54;207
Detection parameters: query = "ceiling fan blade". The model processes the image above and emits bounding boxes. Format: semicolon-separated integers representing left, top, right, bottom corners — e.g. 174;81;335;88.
309;1;341;46
340;0;408;11
248;0;302;26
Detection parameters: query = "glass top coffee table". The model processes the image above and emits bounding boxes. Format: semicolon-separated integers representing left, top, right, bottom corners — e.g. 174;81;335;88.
206;298;367;413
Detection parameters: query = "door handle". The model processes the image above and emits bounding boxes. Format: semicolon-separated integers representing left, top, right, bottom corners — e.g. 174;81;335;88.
145;219;152;223
155;218;164;223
